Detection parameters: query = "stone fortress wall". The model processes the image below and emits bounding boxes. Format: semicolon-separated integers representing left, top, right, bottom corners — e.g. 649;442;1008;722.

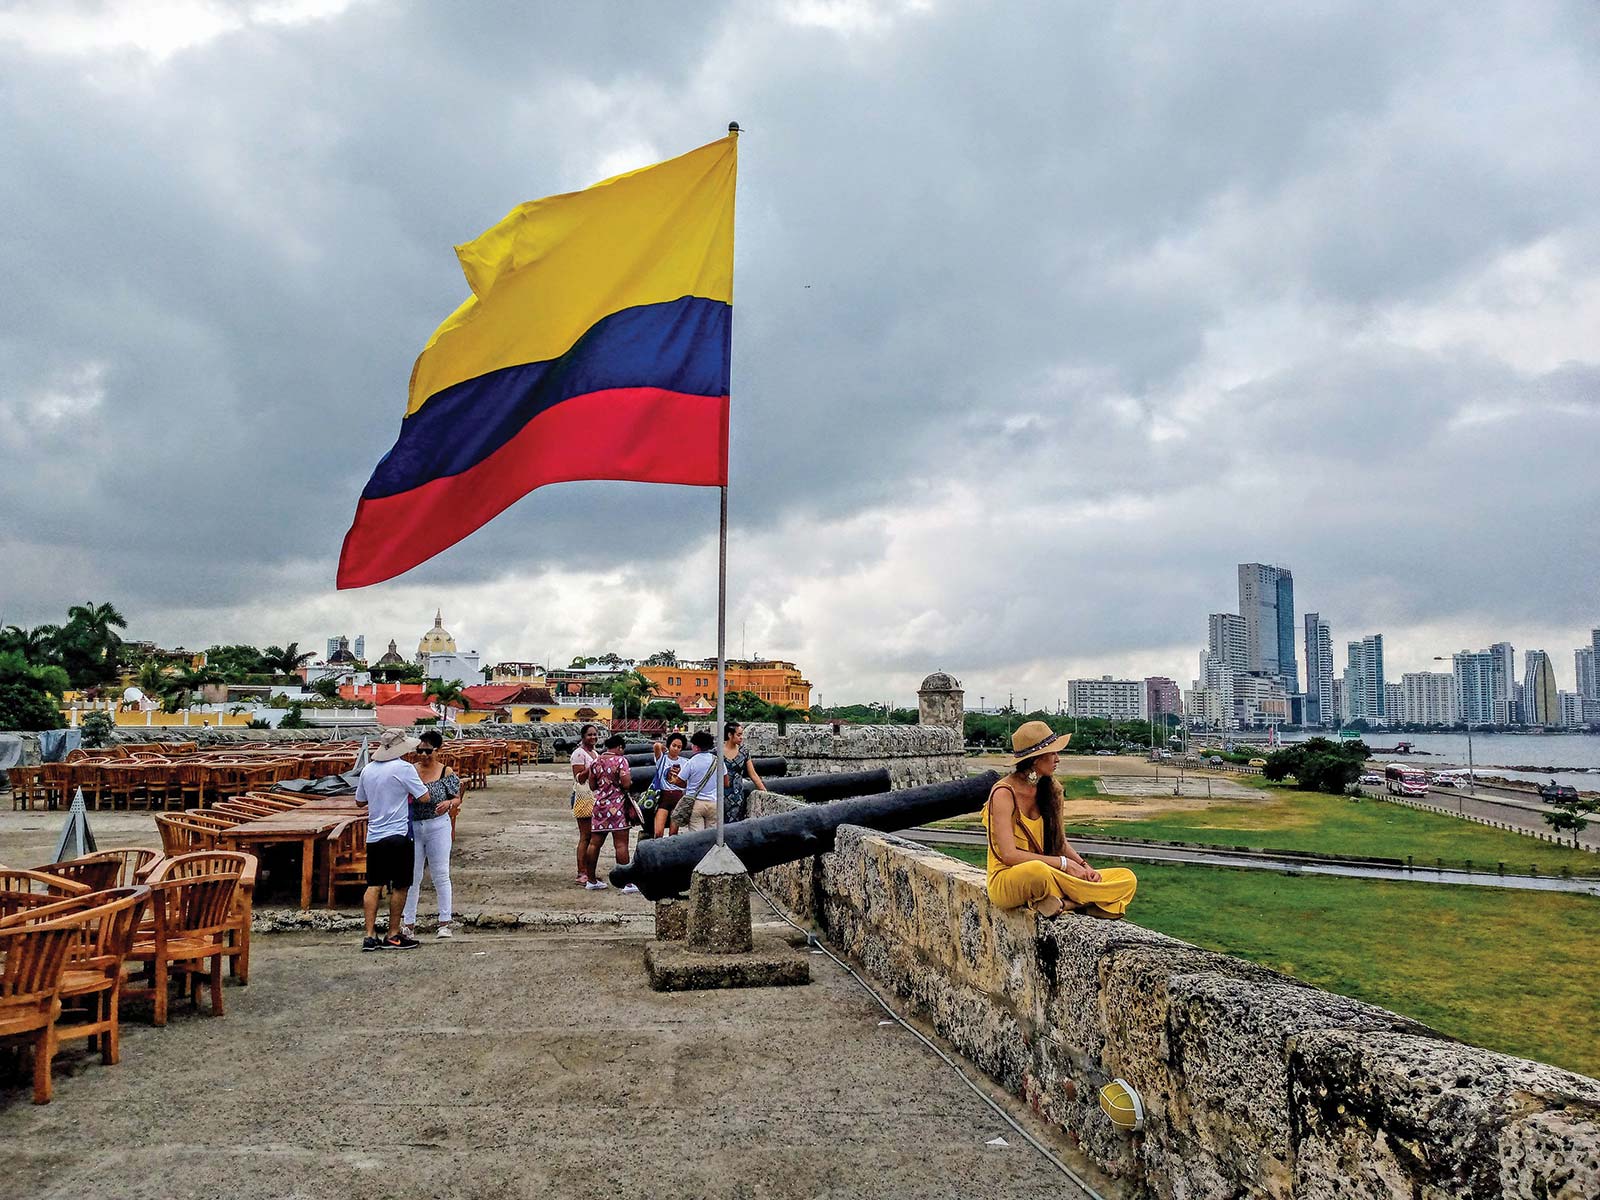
748;794;1600;1200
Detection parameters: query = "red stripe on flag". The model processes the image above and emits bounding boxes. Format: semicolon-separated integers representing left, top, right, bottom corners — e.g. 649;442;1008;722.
337;387;729;589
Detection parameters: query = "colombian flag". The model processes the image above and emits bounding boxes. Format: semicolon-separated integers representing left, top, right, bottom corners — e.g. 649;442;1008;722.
337;135;736;589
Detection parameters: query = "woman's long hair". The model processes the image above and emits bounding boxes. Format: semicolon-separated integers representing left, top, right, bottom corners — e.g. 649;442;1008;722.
1014;755;1063;856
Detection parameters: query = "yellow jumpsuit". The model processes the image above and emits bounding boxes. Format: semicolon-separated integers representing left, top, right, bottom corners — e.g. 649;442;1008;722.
981;782;1137;916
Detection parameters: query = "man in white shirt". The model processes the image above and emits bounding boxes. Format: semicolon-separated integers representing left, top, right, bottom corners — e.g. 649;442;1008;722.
667;730;726;832
356;730;429;950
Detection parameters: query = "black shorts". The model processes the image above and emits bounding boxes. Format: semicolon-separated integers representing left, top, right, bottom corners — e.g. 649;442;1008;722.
366;834;414;889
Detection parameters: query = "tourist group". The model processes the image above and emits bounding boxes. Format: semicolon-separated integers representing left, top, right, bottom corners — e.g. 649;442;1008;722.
567;721;765;891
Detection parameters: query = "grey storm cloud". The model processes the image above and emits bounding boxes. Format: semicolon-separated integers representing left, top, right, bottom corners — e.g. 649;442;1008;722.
1;0;1597;701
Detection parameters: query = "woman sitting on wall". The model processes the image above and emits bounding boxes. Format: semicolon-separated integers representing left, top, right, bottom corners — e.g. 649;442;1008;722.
982;721;1137;919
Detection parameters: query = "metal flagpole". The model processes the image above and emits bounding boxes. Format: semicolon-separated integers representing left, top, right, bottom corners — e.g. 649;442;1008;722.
714;483;729;846
713;121;739;850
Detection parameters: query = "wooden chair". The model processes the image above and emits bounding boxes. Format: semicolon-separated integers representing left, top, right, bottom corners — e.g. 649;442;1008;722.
37;853;125;894
0;914;79;1102
7;765;44;811
153;814;222;856
149;852;256;985
0;887;148;1069
125;870;241;1025
0;870;91;921
83;848;164;887
174;762;208;810
40;763;73;811
73;762;109;811
324;817;369;907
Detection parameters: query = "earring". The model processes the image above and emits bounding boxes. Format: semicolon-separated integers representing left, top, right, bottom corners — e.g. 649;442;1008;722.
1025;770;1039;784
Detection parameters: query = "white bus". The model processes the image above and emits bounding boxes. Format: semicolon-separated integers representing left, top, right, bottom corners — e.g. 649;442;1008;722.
1384;763;1430;797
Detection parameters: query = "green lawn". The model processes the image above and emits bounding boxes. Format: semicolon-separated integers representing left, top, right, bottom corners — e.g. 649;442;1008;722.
939;846;1600;1078
1066;787;1600;878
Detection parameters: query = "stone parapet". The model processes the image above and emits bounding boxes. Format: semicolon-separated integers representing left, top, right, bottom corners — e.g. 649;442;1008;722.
748;792;1600;1199
733;722;965;790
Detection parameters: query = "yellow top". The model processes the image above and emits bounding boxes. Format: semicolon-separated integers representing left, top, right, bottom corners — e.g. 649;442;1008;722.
980;778;1059;883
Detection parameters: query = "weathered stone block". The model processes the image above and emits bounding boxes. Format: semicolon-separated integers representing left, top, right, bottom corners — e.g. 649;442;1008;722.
654;898;687;941
644;932;810;991
685;843;752;953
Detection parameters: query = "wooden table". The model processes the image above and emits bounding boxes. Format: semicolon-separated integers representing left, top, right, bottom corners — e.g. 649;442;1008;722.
218;810;362;909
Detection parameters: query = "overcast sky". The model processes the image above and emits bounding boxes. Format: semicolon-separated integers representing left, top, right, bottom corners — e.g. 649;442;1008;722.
2;0;1598;705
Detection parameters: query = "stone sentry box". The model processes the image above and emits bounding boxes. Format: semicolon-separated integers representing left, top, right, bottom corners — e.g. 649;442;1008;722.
749;792;1600;1200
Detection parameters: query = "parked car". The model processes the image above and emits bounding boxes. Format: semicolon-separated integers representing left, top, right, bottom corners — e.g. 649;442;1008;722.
1094;749;1114;756
1208;756;1223;766
1538;781;1580;803
1431;776;1460;788
1247;758;1268;768
1358;773;1382;785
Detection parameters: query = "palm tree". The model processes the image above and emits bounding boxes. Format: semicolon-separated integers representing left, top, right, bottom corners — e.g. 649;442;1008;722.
309;677;342;702
0;624;61;665
767;703;807;734
162;664;224;709
135;659;167;694
262;641;315;678
425;679;471;715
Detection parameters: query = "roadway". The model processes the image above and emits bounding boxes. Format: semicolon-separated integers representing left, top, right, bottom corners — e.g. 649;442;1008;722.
905;828;1600;896
1357;783;1600;852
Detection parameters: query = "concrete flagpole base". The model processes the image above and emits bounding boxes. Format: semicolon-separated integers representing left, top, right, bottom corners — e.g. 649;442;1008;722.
644;843;809;991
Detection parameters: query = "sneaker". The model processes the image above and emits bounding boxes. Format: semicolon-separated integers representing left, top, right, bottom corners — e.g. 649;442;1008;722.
361;935;383;952
384;932;421;950
400;924;417;940
621;884;640;895
436;925;452;939
584;880;609;891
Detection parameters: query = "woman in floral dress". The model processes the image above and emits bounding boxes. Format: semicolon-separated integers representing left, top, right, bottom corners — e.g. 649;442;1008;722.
582;734;638;893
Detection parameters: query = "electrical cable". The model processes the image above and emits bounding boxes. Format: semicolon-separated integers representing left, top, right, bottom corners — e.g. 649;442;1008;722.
751;882;1111;1200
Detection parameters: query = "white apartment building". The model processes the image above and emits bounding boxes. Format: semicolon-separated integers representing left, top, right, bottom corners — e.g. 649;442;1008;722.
1400;671;1457;727
1067;676;1147;720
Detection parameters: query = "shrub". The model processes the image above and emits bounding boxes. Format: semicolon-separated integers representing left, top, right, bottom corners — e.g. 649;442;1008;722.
79;710;114;747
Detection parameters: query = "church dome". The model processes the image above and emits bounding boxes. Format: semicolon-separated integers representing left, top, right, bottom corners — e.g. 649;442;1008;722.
919;671;962;692
417;610;458;658
376;639;407;667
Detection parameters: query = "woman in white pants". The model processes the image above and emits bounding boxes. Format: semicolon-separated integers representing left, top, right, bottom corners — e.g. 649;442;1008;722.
402;730;461;939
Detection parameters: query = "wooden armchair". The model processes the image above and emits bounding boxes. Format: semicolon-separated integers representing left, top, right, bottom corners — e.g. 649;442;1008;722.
153;813;223;856
86;847;165;887
37;852;126;894
40;763;73;811
125;870;241;1025
324;817;369;907
1;887;149;1069
0;870;91;921
174;762;209;810
0;914;80;1102
148;852;256;985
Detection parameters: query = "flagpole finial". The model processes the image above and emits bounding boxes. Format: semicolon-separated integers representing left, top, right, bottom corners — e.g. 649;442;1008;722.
728;121;741;136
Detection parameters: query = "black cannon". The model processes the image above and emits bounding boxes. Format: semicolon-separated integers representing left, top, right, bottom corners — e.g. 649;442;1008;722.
765;769;891;804
622;756;787;792
609;771;997;899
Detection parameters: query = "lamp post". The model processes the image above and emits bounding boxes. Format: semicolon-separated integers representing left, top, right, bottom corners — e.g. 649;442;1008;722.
1434;657;1472;812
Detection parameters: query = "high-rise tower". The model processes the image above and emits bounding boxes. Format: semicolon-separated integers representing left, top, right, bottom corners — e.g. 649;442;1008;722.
1237;563;1297;692
1304;613;1334;727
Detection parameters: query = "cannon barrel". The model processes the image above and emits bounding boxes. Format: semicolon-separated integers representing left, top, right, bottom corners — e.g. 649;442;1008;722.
764;769;891;804
609;771;997;899
622;756;787;792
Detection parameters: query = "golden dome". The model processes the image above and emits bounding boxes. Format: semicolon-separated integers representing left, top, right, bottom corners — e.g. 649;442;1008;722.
417;609;458;658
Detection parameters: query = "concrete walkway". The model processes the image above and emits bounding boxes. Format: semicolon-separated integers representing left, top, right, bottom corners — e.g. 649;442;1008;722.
0;769;1109;1199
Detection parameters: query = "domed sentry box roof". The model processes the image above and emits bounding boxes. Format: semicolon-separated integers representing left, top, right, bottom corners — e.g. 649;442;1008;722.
919;671;962;692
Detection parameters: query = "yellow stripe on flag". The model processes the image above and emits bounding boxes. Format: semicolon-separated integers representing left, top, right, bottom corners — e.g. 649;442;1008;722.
407;135;736;416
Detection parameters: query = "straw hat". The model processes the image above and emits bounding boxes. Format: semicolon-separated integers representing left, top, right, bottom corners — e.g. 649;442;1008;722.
372;729;421;762
1010;720;1072;764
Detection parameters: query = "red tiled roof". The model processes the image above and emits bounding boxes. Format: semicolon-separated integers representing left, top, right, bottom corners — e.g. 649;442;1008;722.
462;685;557;707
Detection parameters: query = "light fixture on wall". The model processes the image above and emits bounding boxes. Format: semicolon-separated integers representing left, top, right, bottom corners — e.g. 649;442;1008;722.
1099;1078;1145;1132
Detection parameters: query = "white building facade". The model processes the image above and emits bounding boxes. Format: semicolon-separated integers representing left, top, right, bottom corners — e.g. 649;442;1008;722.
1067;676;1148;721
